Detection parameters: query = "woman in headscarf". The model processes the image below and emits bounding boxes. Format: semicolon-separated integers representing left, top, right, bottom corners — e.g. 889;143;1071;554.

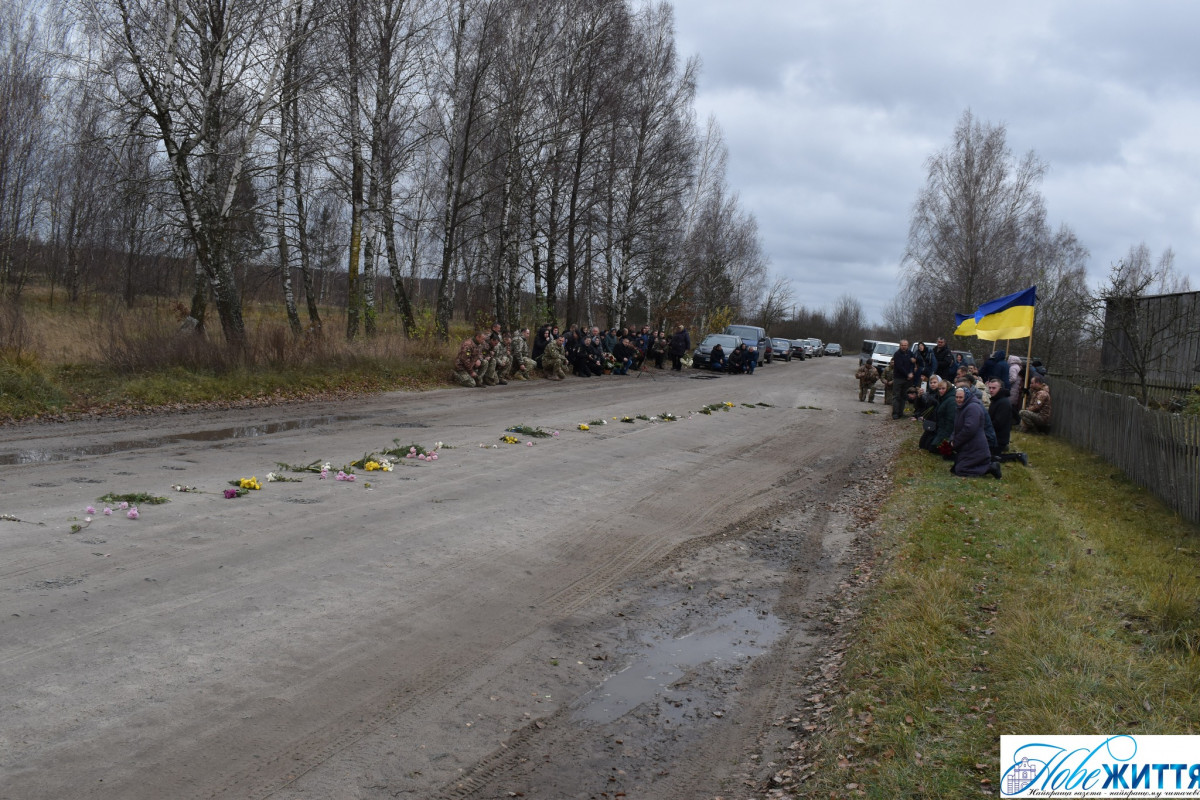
951;386;1001;479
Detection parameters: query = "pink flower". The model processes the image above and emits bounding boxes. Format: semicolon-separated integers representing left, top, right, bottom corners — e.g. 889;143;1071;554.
224;488;238;499
409;447;417;453
119;501;129;510
430;453;438;461
86;505;95;514
347;474;356;481
552;431;560;437
526;441;534;447
320;470;329;479
127;508;139;519
405;453;414;458
103;507;113;516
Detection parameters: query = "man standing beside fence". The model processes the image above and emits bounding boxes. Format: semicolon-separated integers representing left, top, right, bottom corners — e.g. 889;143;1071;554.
1019;375;1052;433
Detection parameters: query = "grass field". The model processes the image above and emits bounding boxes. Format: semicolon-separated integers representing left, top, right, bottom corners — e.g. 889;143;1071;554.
791;430;1200;799
0;294;463;421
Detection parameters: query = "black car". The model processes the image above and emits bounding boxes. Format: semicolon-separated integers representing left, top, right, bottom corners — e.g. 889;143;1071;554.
770;338;794;362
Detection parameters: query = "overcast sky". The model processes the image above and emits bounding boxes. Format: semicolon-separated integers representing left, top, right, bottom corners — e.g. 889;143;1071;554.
670;0;1200;326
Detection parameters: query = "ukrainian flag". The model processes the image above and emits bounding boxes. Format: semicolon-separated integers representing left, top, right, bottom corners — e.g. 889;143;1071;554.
974;286;1037;339
953;312;977;337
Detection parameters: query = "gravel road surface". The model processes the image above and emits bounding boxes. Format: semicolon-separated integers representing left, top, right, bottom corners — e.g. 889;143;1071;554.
0;356;898;799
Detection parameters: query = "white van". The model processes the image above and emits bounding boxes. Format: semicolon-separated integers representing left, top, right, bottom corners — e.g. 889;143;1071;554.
867;341;899;371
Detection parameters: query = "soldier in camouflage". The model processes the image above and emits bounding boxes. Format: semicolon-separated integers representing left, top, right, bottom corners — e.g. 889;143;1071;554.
541;335;568;380
453;332;487;387
879;363;895;406
856;361;879;402
508;328;536;380
493;333;513;383
478;324;504;386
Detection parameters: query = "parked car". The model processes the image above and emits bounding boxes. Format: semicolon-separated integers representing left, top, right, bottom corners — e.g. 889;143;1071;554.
692;333;741;370
724;324;772;364
770;338;794;362
952;350;977;369
868;341;900;371
824;342;842;357
796;340;816;358
789;339;808;360
808;338;825;356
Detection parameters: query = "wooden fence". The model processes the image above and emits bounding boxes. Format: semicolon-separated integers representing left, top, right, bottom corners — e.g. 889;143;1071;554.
1052;378;1200;524
1055;374;1196;409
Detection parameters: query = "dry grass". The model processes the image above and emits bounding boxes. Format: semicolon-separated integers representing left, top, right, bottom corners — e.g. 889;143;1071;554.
0;293;467;421
793;432;1200;799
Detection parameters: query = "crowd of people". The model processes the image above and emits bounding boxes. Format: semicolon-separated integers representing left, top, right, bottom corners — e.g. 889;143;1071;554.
854;337;1052;479
453;323;695;387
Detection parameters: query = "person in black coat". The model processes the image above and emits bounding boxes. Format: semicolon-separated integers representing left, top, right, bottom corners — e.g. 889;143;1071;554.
729;344;746;374
981;349;1009;390
668;325;691;371
531;327;550;366
709;343;726;372
987;378;1028;466
933;337;956;383
611;337;637;375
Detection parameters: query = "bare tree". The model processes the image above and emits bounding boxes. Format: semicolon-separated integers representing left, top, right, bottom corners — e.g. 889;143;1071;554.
0;1;55;298
903;109;1048;323
73;0;304;345
757;275;792;331
828;293;866;347
1093;243;1193;404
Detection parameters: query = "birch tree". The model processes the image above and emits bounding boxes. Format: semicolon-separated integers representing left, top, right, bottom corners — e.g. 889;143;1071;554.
75;0;302;345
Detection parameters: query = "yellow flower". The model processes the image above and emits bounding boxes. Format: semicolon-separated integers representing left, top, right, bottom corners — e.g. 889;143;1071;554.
239;477;261;490
364;461;381;471
579;423;590;431
724;401;734;407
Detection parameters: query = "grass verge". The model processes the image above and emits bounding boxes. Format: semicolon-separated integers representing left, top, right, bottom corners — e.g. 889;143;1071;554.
1;356;451;422
792;430;1200;799
0;299;466;421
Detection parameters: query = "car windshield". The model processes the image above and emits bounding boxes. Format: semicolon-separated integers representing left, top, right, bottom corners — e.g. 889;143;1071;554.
726;326;762;339
874;343;899;357
701;335;739;349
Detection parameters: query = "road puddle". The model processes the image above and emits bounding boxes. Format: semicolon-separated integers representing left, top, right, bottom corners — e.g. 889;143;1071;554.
571;607;784;725
0;414;366;465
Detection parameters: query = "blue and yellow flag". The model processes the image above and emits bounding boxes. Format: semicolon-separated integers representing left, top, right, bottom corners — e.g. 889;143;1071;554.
974;286;1036;339
953;312;977;337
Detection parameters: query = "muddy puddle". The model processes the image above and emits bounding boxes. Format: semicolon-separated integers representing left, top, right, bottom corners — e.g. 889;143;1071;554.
0;414;372;465
571;607;784;726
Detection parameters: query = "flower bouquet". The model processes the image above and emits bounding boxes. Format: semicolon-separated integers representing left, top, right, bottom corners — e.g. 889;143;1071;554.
505;425;552;438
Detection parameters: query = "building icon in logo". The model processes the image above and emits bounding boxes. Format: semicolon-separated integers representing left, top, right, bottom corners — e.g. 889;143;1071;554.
1005;757;1039;794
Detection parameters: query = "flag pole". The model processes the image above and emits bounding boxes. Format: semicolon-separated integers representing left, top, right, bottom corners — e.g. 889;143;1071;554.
1022;315;1035;409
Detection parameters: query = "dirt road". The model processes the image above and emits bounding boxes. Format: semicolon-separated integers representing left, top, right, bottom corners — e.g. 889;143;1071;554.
0;356;898;799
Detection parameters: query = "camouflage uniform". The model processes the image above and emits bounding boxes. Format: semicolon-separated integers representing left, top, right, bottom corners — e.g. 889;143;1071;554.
541;338;568;380
879;364;894;406
509;331;536;380
492;336;513;381
856;362;879;402
476;335;499;386
453;336;484;388
1019;383;1051;433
